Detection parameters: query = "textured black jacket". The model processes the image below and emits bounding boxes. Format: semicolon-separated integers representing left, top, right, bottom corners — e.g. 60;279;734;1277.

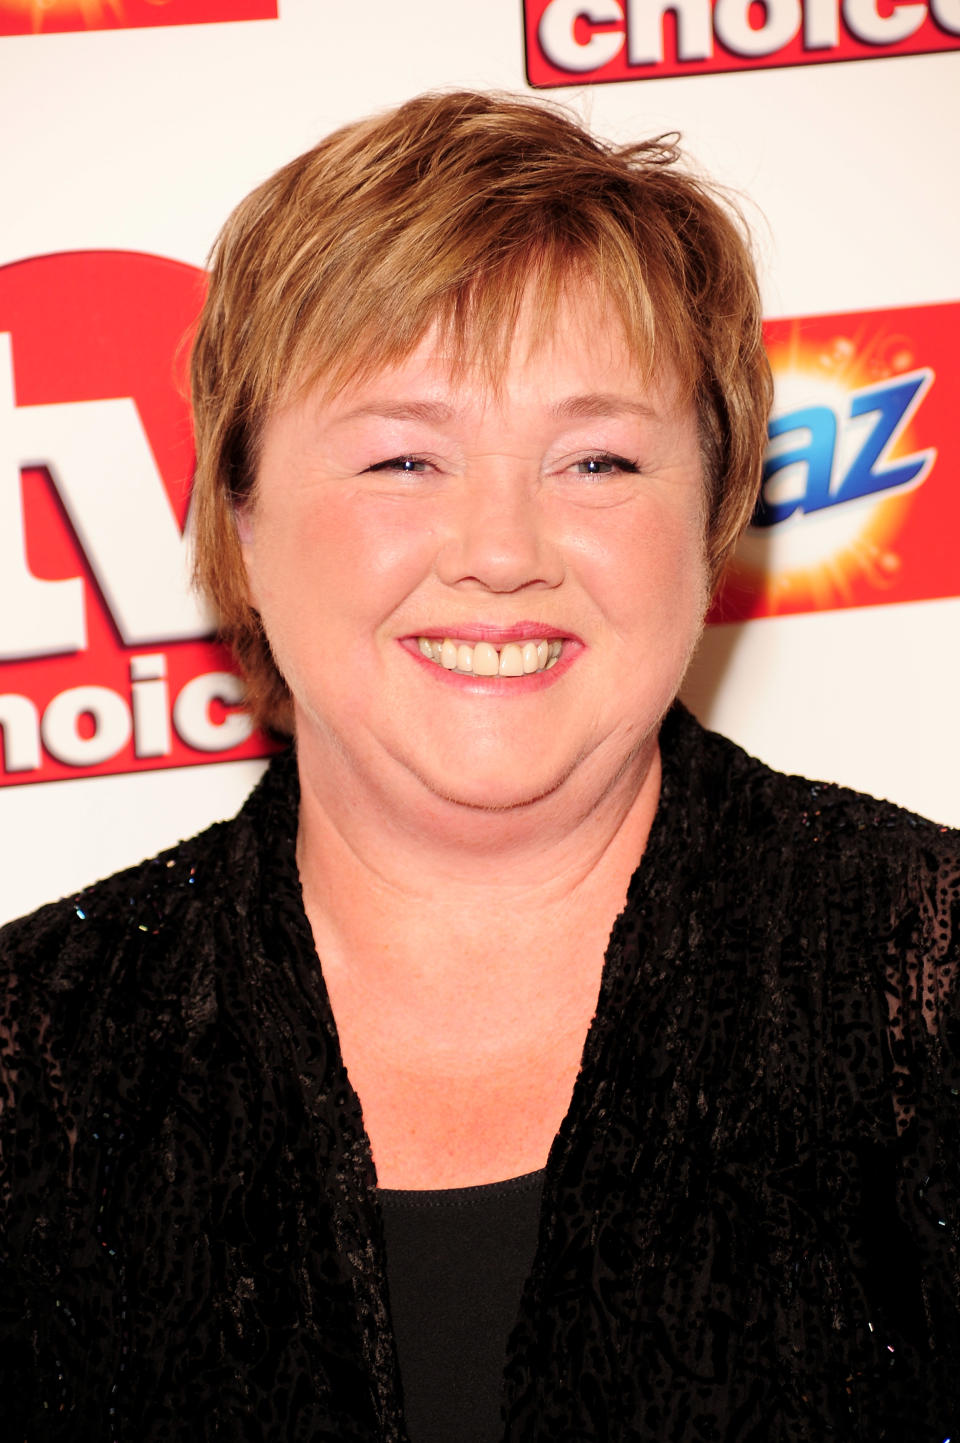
2;705;959;1441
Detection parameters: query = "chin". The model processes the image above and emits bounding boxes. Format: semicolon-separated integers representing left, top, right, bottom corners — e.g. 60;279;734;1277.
409;755;576;814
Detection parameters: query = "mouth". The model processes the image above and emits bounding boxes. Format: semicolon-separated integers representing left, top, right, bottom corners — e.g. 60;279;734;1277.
415;635;565;678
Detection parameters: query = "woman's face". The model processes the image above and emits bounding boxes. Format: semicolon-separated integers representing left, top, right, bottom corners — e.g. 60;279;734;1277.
241;287;709;817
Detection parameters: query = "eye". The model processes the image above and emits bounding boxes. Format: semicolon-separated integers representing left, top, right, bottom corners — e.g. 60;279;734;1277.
365;455;432;474
571;453;640;477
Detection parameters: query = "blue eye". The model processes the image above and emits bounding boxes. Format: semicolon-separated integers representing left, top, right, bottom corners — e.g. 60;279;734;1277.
573;454;639;476
367;456;430;474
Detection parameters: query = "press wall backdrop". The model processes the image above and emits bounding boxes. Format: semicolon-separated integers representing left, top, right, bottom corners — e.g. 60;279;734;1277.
1;0;958;925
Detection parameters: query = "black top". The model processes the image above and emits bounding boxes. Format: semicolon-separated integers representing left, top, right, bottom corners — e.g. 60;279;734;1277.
379;1172;544;1443
1;705;959;1441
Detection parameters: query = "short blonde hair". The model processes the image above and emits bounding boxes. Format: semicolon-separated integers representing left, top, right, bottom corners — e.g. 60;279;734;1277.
191;89;772;735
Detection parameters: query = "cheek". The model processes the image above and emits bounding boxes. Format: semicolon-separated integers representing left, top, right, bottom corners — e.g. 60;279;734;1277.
576;502;708;627
314;501;443;623
343;500;441;584
245;494;441;630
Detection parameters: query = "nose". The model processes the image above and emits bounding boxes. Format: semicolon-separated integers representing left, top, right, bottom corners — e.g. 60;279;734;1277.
434;465;564;594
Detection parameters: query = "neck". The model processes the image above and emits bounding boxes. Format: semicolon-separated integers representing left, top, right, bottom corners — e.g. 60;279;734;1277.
294;727;663;991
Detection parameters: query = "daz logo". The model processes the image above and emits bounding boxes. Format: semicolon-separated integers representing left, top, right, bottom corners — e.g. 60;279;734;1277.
712;300;960;623
524;0;960;88
0;250;275;787
755;370;933;527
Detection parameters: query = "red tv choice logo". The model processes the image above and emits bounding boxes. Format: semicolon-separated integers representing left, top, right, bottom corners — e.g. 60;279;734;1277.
0;0;276;38
0;251;276;788
523;0;960;86
712;299;960;624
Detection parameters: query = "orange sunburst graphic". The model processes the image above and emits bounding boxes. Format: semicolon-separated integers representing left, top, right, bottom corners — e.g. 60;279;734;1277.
0;0;275;35
4;0;126;32
712;303;952;624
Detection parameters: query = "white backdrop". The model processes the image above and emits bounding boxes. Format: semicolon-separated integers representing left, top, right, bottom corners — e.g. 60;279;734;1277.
1;0;958;925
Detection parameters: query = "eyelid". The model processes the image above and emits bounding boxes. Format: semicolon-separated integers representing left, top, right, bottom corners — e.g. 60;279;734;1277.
570;452;641;476
365;455;432;474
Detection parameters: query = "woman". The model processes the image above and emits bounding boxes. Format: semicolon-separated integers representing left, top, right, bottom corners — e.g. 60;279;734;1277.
2;91;958;1442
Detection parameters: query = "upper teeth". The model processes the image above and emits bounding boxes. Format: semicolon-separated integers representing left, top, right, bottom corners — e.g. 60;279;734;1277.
417;637;563;676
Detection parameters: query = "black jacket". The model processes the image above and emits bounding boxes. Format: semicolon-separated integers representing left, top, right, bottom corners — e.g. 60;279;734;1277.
2;705;959;1440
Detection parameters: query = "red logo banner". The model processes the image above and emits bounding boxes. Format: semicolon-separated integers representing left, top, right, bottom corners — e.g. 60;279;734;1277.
712;299;960;623
0;250;276;788
0;0;276;37
524;0;960;88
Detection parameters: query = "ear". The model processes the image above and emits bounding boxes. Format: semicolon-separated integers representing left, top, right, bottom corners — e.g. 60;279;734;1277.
233;501;259;609
234;501;254;546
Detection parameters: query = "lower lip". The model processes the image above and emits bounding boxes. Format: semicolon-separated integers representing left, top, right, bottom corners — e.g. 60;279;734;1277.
399;638;582;694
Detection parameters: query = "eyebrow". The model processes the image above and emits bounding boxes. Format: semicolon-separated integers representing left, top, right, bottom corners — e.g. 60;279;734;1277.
333;392;660;426
551;392;659;421
335;401;456;425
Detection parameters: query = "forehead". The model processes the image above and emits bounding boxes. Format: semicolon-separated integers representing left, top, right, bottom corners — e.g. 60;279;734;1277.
294;283;688;427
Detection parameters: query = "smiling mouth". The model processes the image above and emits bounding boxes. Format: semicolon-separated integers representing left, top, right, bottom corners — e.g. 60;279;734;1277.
416;637;564;677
